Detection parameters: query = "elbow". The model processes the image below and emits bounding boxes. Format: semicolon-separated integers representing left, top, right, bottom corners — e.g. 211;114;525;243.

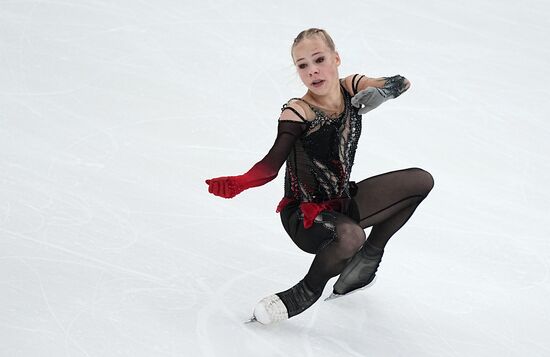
403;78;411;91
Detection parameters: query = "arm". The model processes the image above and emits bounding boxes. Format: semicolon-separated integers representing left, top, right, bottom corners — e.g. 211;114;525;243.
205;104;308;199
346;74;411;93
345;74;411;115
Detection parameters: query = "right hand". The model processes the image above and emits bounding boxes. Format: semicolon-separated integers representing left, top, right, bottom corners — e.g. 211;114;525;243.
205;176;244;199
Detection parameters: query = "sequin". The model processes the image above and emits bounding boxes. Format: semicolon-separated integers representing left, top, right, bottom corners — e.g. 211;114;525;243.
277;83;363;227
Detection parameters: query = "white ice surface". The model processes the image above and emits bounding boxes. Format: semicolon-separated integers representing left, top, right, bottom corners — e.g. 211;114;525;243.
1;0;550;356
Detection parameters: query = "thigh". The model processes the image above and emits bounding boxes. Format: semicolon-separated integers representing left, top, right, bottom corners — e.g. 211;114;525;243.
350;167;433;228
280;203;357;254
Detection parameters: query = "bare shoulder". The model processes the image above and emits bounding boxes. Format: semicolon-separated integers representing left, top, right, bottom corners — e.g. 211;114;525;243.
342;75;357;95
279;99;315;122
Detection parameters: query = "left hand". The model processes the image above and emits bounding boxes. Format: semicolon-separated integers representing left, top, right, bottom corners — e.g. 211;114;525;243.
351;75;410;115
382;75;409;98
351;87;387;115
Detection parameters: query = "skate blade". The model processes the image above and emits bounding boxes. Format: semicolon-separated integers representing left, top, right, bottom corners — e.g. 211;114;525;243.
244;316;258;324
324;276;377;301
324;293;343;301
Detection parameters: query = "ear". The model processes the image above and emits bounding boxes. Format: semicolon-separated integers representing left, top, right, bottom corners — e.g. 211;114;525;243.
334;51;341;66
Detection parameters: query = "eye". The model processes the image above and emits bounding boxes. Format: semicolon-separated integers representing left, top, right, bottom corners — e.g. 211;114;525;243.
298;63;307;69
315;57;325;63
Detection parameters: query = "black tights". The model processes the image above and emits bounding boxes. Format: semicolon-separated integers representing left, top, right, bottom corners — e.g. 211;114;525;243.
280;167;434;293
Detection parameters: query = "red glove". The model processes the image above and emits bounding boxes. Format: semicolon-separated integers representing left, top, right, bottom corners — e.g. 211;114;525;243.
205;162;278;199
205;176;244;199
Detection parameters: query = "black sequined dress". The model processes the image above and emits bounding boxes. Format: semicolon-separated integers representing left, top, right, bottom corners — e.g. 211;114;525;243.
276;80;362;227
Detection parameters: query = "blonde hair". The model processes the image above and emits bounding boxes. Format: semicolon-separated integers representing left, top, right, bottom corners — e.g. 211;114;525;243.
291;28;336;61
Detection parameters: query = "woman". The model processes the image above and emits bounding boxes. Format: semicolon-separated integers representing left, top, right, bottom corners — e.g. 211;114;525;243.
205;28;434;324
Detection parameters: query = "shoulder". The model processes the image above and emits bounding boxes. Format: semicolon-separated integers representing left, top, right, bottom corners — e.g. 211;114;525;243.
342;74;370;96
279;99;315;122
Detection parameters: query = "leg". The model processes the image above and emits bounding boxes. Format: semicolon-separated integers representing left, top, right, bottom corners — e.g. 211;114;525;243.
350;167;435;248
299;210;367;291
253;204;366;324
331;168;434;296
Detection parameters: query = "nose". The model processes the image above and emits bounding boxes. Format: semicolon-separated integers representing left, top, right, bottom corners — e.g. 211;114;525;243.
308;65;319;76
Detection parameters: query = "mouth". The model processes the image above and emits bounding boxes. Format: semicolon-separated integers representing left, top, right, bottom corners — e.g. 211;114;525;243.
311;79;325;88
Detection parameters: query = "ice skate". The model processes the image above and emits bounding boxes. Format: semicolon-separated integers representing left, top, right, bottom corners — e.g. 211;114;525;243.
325;242;384;301
324;275;378;301
247;279;322;325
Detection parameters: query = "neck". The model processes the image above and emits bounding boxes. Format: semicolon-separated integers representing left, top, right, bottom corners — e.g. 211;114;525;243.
307;80;343;110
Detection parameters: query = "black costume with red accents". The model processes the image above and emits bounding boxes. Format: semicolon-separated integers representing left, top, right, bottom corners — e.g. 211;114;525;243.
206;74;434;311
275;79;361;228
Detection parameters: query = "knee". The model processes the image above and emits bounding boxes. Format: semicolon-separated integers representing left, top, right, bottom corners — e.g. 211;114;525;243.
335;223;366;257
411;167;434;198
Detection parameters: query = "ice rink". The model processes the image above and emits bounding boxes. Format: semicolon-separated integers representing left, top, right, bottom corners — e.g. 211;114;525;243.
1;0;549;356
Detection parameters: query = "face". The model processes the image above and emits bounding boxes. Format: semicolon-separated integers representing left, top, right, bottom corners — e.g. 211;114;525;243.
292;36;341;95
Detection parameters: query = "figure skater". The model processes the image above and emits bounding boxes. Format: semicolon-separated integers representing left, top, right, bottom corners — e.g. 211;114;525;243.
205;28;434;324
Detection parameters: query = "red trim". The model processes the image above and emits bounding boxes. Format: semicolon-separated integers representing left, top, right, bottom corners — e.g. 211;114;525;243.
276;197;349;229
276;197;294;213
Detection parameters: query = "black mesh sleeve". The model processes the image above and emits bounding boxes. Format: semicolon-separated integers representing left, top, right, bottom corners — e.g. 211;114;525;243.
236;120;308;188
